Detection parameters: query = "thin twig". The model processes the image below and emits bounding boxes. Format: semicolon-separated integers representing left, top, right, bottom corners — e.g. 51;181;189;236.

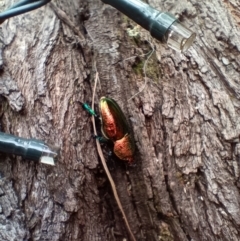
91;72;136;241
123;49;153;62
127;41;155;101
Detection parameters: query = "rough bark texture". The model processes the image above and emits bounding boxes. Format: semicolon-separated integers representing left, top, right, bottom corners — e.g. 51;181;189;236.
0;0;240;240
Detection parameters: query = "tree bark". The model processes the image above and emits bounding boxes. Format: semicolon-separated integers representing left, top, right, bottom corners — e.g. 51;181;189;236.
0;0;240;240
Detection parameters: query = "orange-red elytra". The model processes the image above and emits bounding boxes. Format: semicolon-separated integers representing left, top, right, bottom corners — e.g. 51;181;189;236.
114;134;135;162
99;97;135;163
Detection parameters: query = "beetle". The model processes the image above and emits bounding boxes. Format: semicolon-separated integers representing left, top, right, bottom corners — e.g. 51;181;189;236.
82;97;135;163
99;97;135;163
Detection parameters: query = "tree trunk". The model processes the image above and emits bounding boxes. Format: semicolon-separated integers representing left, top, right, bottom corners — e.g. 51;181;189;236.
0;0;240;240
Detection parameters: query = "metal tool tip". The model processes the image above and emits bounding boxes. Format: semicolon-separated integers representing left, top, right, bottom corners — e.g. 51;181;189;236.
40;156;55;166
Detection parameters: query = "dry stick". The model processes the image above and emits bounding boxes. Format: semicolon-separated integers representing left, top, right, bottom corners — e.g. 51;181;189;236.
91;72;136;241
127;41;155;102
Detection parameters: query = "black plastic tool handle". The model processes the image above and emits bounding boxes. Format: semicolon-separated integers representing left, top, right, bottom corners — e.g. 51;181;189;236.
0;0;51;23
101;0;176;42
0;131;45;161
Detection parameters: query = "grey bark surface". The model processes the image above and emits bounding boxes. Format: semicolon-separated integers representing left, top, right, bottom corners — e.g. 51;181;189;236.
0;0;240;240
